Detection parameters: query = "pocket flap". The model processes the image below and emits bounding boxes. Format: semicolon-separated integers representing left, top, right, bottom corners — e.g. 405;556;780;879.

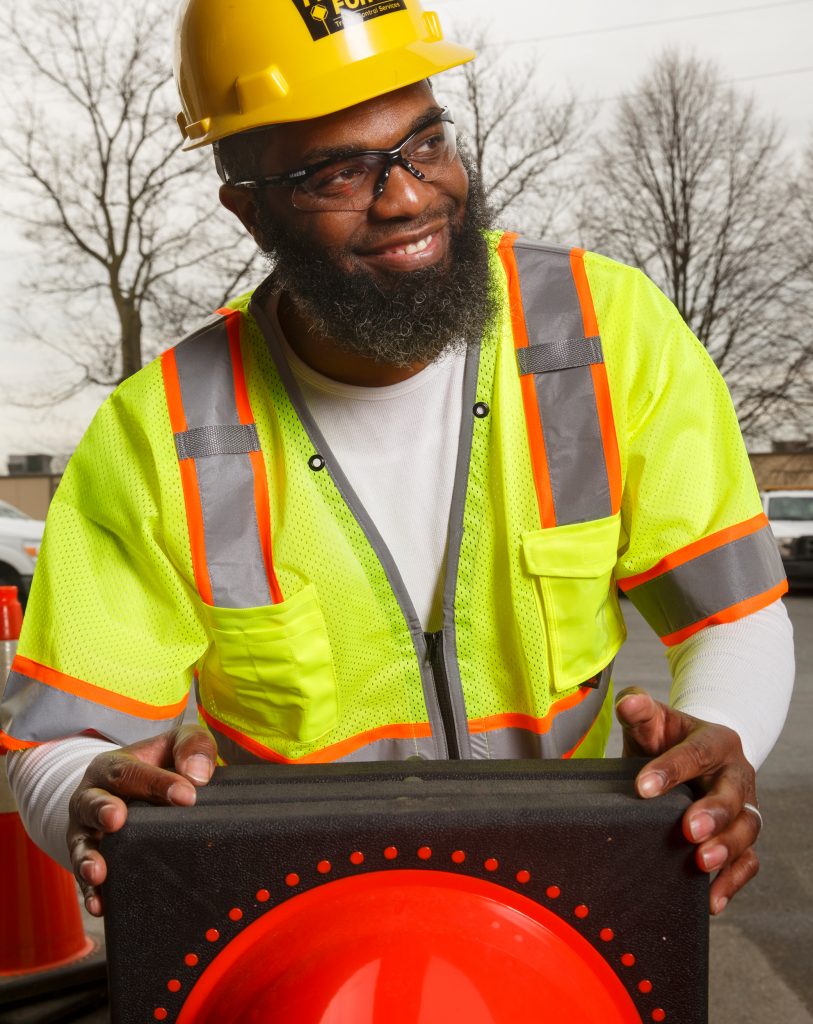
522;513;621;578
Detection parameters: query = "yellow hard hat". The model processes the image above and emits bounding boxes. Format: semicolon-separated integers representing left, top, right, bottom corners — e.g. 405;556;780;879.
174;0;475;150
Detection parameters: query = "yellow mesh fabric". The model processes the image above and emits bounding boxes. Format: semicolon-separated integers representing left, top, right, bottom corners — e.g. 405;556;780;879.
18;360;207;707
583;252;763;579
454;234;563;723
217;302;430;760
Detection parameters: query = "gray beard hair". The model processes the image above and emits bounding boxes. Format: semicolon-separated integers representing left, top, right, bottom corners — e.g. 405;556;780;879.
253;161;496;367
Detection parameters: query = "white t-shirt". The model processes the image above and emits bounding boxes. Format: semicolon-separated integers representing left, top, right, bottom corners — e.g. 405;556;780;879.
273;311;466;633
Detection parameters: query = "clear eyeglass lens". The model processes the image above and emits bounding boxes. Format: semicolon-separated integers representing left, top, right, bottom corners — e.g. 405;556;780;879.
292;120;457;212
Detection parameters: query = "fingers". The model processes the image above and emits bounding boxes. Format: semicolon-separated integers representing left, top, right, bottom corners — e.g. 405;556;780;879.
686;789;761;913
68;786;128;917
616;694;762;912
708;845;760;915
66;726;216;918
632;715;746;800
615;688;695;762
68;754;195;916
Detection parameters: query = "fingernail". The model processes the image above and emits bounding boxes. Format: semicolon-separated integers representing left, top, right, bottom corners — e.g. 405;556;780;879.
184;754;214;785
85;894;103;917
99;805;118;831
168;783;196;807
701;844;727;871
638;772;665;798
689;811;716;842
713;897;728;915
79;859;95;884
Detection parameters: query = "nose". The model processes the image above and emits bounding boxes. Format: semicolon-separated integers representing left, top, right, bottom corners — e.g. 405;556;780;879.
368;161;436;221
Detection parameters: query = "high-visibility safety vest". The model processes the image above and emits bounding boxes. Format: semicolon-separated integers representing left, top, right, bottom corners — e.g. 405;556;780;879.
1;232;786;763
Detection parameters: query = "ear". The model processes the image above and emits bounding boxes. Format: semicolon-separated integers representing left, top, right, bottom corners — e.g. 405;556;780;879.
219;185;262;243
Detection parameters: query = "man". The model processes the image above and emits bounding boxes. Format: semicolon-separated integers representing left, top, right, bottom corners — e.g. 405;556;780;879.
1;0;794;923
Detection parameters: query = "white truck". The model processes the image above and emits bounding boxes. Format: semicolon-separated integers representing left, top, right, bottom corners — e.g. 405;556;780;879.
762;489;813;590
0;500;45;606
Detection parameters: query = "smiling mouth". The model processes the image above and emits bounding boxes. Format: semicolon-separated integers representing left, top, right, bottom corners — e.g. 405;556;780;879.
381;232;434;256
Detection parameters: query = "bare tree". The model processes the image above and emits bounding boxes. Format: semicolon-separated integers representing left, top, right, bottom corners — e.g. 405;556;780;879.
580;51;807;438
1;0;258;402
442;30;585;235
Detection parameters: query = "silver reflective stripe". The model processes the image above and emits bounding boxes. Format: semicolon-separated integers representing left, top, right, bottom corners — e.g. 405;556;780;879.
206;718;437;765
174;316;240;428
173;315;271;608
195;456;269;607
467;663;612;759
513;241;611;525
1;670;185;746
175;423;260;460
516;336;603;376
437;343;484;760
626;525;786;639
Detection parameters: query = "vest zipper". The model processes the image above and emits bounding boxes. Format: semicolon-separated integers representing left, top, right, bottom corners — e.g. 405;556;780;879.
425;631;460;759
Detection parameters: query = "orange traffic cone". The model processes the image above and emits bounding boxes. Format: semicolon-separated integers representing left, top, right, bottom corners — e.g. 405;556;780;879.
0;765;96;976
0;585;95;978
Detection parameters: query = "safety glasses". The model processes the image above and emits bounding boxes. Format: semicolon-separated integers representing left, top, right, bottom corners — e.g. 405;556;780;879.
231;109;457;212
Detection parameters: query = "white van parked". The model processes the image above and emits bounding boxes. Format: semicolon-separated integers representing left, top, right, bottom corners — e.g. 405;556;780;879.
762;490;813;589
0;500;45;605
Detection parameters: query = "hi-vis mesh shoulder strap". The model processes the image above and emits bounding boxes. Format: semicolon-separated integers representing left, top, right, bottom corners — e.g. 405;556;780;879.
161;308;283;607
497;234;622;527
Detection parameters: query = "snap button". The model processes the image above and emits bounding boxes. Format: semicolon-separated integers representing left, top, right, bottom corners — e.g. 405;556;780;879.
473;402;490;418
308;454;326;472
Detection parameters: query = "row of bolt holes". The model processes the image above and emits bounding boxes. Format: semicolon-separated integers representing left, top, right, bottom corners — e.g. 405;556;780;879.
152;846;666;1023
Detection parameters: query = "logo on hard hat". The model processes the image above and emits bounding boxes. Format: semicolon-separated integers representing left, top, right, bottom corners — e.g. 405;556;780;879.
291;0;407;41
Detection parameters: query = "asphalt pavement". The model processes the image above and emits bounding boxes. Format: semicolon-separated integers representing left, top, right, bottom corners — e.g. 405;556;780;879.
612;593;813;1022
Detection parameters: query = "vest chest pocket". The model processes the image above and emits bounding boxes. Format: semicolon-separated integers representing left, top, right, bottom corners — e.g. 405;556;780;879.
521;512;626;693
199;584;338;744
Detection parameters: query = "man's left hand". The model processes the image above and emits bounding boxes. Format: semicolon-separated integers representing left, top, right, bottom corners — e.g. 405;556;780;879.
615;686;761;915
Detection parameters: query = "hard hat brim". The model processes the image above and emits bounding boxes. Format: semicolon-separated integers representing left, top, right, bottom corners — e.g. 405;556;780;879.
179;40;476;151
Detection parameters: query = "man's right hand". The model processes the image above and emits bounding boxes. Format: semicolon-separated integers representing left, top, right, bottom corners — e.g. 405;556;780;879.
67;723;216;917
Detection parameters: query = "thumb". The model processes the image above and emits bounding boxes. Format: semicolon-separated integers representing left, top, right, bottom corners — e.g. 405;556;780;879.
615;687;666;757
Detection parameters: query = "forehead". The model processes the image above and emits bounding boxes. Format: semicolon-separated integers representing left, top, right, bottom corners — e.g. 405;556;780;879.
261;81;439;168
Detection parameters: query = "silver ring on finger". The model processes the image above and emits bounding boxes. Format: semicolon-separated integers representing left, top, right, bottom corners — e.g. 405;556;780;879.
742;801;763;837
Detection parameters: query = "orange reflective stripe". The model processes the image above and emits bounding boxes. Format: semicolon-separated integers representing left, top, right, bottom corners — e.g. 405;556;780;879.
199;705;433;764
161;348;187;433
11;655;189;721
468;687;591;736
216;308;284;606
618;513;770;591
660;579;788;646
571;248;622;515
569;249;599;337
497;232;556;528
0;730;38;752
218;308;254;426
161;348;214;606
248;450;283;603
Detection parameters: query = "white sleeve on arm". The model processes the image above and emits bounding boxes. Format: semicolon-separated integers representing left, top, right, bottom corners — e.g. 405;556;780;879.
666;599;795;770
6;736;118;872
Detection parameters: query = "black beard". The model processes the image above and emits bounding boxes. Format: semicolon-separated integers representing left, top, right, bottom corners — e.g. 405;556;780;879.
253;151;495;367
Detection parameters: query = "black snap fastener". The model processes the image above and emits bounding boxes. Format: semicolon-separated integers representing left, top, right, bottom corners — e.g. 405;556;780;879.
308;454;326;472
473;402;490;418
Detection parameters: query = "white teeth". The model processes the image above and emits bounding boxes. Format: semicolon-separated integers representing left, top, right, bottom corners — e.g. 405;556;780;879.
387;233;433;256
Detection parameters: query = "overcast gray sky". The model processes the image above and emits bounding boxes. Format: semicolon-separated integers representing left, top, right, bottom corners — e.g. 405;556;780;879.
1;0;811;473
